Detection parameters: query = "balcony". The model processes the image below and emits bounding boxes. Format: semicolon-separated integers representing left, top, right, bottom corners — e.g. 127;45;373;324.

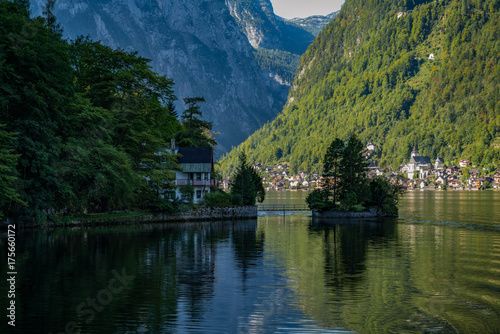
175;179;217;187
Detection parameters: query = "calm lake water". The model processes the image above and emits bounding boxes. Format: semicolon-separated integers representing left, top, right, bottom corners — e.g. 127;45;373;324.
2;191;500;334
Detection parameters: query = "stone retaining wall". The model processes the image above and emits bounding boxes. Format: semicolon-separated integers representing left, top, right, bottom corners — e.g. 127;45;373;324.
71;206;258;226
312;209;396;218
151;206;258;222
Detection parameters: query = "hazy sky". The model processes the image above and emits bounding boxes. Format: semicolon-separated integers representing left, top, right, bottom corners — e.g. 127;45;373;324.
270;0;345;19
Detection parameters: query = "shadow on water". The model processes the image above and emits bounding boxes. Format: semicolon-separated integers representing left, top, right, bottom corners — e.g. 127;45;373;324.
308;217;399;287
0;219;265;334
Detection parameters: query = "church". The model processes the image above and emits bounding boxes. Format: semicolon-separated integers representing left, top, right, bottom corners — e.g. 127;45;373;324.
400;147;432;179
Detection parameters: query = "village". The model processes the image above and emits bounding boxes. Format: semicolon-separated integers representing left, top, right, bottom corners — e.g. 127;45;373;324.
222;144;500;192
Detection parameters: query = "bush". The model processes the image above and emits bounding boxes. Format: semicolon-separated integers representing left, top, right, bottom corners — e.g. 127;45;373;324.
202;191;232;207
306;189;333;211
179;184;194;204
365;177;405;215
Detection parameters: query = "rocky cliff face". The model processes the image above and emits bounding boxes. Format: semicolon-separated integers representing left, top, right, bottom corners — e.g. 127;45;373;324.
225;0;316;54
29;0;329;155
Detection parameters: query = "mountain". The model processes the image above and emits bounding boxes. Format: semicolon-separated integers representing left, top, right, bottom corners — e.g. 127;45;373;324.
219;0;500;176
29;0;333;156
226;0;337;84
285;12;338;36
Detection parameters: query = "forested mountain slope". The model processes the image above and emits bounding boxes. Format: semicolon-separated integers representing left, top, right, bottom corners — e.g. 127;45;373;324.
220;0;500;176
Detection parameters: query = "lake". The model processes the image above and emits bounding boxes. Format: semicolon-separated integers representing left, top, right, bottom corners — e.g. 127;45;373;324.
1;190;500;333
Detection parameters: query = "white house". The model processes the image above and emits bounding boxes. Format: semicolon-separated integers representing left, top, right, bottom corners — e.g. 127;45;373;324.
367;142;376;151
173;147;216;204
459;159;471;168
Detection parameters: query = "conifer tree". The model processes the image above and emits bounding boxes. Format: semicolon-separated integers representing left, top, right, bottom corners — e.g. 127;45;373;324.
176;97;217;148
230;152;265;205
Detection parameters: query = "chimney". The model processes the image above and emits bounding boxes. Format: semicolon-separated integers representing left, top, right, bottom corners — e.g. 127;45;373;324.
171;139;175;151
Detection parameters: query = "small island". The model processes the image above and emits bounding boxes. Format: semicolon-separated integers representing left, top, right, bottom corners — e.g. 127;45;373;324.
306;134;405;218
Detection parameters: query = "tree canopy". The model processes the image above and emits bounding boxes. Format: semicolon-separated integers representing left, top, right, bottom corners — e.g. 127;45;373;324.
0;1;190;224
175;97;217;149
307;135;404;214
230;152;265;206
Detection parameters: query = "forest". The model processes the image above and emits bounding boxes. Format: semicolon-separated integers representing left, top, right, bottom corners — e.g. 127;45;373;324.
219;0;500;176
0;1;212;224
253;47;301;84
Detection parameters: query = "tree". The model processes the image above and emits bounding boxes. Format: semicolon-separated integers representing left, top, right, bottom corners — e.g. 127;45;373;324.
365;177;405;215
0;125;25;218
339;134;369;208
42;0;62;34
0;1;74;223
176;97;217;148
230;152;265;205
69;36;180;211
307;134;402;214
322;138;345;207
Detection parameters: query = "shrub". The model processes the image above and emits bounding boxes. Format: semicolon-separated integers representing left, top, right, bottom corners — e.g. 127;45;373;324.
202;191;232;207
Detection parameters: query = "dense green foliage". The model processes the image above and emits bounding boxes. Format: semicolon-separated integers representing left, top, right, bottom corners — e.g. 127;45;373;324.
253;47;301;83
306;135;404;214
175;97;216;148
220;0;500;176
230;152;265;205
0;1;211;224
0;125;24;218
201;190;232;207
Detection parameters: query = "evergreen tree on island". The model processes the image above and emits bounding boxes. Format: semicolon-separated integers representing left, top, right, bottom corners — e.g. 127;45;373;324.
307;134;404;215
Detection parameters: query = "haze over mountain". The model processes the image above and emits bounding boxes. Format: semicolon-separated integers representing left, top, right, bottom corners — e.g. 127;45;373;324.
29;0;335;155
220;0;500;176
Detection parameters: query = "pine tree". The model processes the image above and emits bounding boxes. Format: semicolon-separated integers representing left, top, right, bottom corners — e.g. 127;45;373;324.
230;152;265;205
176;97;217;148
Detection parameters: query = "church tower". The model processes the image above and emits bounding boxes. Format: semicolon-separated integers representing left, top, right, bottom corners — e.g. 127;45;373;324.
411;146;419;158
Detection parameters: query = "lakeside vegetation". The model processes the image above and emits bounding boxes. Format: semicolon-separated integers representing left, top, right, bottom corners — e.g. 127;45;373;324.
219;0;500;177
306;135;405;215
0;1;219;225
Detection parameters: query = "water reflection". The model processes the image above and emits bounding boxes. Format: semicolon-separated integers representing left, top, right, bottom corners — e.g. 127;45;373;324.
2;192;500;333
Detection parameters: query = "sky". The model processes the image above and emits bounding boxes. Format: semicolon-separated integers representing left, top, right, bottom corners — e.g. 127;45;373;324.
270;0;345;19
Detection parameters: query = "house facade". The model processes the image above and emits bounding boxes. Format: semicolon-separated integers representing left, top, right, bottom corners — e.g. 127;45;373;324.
173;147;216;204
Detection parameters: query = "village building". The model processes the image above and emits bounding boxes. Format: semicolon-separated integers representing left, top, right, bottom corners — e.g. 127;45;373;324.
401;147;432;179
446;164;459;175
436;176;446;187
459;159;471;168
434;157;445;170
173;147;216;204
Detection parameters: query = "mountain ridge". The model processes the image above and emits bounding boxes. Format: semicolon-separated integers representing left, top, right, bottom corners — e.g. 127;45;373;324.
219;0;500;176
29;0;334;155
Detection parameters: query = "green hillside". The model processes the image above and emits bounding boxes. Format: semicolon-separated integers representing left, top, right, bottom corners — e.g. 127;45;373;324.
219;0;500;176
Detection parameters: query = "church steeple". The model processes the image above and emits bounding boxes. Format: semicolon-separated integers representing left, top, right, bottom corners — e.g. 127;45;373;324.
411;146;419;158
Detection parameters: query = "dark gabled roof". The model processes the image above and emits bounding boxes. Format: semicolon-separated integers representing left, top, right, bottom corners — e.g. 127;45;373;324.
177;147;213;164
411;156;431;164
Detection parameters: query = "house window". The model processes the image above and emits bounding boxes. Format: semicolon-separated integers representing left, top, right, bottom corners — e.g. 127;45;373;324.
196;190;202;199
